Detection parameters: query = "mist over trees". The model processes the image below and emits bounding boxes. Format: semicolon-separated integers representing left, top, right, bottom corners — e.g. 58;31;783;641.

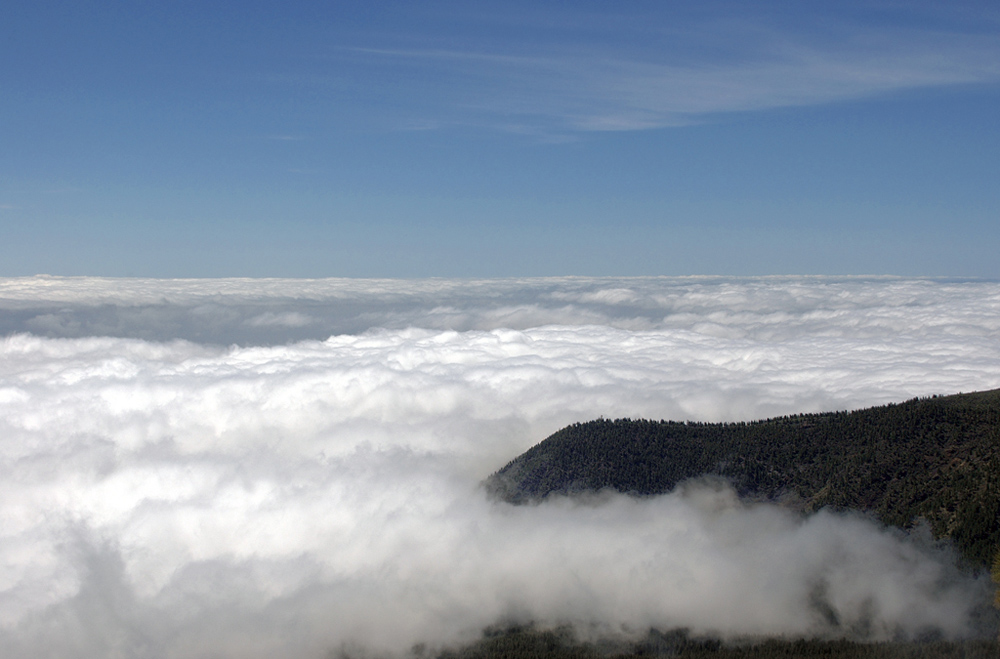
478;389;1000;655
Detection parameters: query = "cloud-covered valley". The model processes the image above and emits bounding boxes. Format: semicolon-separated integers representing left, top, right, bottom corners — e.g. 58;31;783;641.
1;276;998;657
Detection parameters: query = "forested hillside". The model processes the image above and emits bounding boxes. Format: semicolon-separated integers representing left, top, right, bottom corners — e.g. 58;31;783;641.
434;625;998;659
487;390;1000;566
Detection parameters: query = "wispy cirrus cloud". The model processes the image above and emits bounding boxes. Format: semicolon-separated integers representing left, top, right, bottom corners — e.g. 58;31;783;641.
326;5;1000;134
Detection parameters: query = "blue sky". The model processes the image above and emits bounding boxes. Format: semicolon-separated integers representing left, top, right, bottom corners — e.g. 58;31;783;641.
2;0;999;278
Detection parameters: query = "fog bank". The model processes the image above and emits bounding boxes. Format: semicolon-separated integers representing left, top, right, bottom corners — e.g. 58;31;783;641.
3;275;998;347
1;277;998;657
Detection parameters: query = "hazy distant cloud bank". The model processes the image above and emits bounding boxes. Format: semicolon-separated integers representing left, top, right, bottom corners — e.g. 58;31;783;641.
0;277;998;657
3;275;999;347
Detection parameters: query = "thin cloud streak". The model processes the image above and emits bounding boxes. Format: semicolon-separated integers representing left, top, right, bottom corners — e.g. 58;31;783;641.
563;37;1000;130
332;13;1000;133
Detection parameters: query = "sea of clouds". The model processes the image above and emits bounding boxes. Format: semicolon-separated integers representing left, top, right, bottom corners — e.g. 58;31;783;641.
1;276;999;658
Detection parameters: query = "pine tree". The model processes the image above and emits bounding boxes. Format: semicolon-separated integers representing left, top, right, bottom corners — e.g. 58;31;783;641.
993;547;1000;644
993;547;1000;604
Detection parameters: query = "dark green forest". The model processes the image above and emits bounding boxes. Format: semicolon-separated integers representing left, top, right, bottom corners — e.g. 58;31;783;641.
430;626;998;659
486;389;1000;567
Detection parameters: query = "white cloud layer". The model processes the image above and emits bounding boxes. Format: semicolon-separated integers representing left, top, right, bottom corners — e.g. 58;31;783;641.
4;275;1000;348
0;277;998;657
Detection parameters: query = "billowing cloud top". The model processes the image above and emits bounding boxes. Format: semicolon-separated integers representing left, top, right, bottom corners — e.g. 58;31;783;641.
0;276;998;657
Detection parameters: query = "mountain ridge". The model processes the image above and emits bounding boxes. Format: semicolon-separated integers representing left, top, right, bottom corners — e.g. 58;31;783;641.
486;389;1000;566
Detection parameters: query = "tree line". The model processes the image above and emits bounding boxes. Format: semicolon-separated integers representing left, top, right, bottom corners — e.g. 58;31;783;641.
487;389;1000;568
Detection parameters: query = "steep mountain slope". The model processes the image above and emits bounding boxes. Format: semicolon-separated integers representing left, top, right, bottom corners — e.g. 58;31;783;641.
487;390;1000;565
